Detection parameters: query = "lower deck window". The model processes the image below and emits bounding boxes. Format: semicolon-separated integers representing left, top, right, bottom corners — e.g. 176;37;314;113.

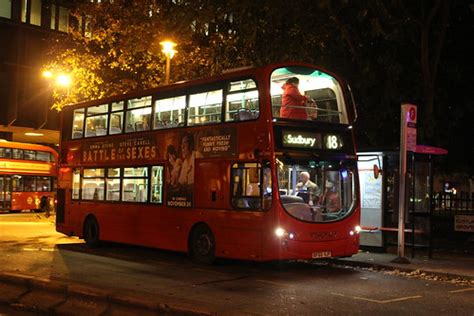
10;175;52;192
123;167;148;202
74;166;163;204
231;163;272;210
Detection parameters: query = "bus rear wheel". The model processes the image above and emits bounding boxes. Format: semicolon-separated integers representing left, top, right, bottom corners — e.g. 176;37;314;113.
83;216;100;247
190;225;215;264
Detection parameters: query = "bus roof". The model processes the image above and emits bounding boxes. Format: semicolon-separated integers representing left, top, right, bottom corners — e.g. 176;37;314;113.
63;61;345;110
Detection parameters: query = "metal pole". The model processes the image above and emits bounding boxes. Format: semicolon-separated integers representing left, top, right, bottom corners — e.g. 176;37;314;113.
411;152;416;259
393;105;410;264
165;56;171;85
428;154;433;259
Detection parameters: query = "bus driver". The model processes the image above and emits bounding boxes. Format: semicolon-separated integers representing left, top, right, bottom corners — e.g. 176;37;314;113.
295;171;320;205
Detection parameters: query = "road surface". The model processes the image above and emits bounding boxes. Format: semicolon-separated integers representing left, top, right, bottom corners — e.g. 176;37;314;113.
0;213;473;315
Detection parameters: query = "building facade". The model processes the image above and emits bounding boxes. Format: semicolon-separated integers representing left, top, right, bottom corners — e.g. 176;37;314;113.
0;0;72;144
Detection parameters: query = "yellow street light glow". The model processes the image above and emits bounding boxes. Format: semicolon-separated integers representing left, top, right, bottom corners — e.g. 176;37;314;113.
160;40;177;59
56;74;71;87
42;70;53;78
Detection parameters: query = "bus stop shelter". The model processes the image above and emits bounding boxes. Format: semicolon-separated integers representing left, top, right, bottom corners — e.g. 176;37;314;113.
357;145;447;257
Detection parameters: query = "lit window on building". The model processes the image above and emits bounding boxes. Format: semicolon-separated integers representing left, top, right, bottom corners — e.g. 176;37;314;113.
30;0;41;26
0;0;12;19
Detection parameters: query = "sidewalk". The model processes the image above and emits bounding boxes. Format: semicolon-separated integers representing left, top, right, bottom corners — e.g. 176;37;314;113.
0;272;212;315
333;250;474;281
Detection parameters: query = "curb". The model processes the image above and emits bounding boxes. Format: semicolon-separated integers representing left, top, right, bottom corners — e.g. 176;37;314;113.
0;272;213;315
330;258;474;282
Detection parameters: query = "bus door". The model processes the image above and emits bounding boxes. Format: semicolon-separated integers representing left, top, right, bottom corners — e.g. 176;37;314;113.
0;176;12;211
195;160;268;258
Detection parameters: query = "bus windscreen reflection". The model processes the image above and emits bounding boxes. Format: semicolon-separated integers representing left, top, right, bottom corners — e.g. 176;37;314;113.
277;158;355;223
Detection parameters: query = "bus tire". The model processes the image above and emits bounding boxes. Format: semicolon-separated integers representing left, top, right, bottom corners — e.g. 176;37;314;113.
189;224;215;264
83;215;100;247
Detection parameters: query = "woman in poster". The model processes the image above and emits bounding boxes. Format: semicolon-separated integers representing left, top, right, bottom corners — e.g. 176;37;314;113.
178;133;202;187
166;144;182;187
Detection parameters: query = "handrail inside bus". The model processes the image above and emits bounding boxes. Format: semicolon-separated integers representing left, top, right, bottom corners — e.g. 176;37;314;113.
272;104;342;114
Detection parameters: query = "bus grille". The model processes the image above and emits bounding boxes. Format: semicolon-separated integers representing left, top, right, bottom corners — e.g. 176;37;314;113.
56;189;65;224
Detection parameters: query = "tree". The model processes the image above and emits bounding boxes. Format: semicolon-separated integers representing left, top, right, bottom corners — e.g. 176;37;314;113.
46;0;216;109
44;0;472;172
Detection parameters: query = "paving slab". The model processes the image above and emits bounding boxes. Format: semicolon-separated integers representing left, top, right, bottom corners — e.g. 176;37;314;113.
18;289;67;313
333;251;474;281
54;297;109;316
0;282;29;304
105;304;157;316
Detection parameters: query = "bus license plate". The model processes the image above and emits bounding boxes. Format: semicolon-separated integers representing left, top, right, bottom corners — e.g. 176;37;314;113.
312;251;332;259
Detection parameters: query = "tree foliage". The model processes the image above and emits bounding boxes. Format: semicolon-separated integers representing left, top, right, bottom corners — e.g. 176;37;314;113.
45;0;473;172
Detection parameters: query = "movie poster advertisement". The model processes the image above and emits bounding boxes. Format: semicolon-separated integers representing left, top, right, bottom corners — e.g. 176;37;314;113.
74;127;237;208
165;127;237;208
80;134;159;165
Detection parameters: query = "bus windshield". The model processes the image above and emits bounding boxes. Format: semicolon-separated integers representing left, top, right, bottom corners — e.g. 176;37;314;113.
271;66;348;124
276;156;356;223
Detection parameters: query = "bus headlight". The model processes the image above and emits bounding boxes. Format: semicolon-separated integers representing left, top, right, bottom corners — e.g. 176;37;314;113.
275;227;285;237
350;225;362;236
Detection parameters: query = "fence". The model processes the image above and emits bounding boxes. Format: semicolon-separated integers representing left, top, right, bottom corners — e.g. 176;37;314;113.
431;191;474;254
433;192;474;214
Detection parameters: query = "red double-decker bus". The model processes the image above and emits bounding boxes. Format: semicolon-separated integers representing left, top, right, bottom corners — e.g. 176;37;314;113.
57;62;360;262
0;141;58;213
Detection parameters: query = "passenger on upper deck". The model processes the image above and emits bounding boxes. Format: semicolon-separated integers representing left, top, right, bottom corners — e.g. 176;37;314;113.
280;77;316;120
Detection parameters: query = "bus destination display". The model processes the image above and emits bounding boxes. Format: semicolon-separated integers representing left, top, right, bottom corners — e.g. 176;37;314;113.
282;130;343;150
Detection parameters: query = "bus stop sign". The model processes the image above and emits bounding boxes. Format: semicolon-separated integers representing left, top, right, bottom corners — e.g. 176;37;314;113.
403;104;417;152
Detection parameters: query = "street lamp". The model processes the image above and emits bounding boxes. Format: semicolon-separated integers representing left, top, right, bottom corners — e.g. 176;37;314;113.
55;73;72;88
160;40;177;85
42;70;53;79
41;69;73;118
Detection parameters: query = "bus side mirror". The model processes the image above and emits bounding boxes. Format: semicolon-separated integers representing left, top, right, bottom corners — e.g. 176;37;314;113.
373;164;382;179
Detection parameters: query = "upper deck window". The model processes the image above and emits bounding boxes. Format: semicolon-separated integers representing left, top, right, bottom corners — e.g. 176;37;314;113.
72;108;85;139
188;89;223;126
126;96;152;132
12;149;23;159
229;79;256;92
109;101;124;135
226;79;259;122
36;151;51;162
24;150;36;160
85;104;108;137
0;148;12;158
271;67;348;124
154;95;186;129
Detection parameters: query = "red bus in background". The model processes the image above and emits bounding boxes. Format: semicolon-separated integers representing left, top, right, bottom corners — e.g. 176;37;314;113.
57;62;360;262
0;141;58;213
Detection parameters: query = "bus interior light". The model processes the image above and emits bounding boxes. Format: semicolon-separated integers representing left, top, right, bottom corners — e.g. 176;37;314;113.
341;170;348;179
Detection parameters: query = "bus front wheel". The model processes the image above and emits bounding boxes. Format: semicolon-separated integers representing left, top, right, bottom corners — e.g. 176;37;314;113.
83;216;100;247
190;224;215;264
